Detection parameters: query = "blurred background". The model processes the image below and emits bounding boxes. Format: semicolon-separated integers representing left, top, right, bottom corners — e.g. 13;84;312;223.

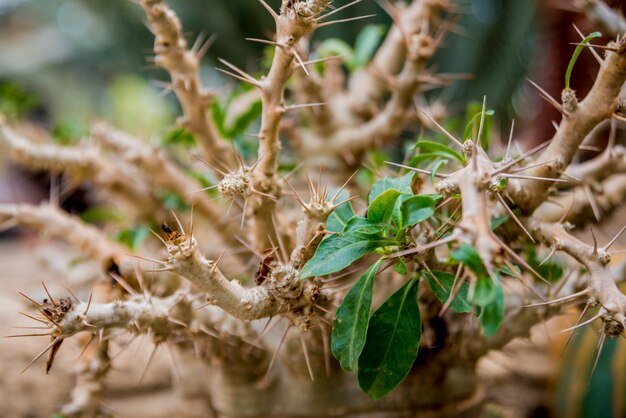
1;0;625;417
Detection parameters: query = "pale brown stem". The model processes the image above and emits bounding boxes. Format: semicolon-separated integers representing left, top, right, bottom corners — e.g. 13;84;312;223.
91;123;242;251
140;0;237;170
507;37;626;213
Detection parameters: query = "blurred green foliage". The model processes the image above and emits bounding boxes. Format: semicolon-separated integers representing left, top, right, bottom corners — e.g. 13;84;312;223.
0;0;537;134
0;80;39;120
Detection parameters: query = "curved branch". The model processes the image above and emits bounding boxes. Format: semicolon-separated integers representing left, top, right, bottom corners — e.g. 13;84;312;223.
163;233;323;321
91;123;243;251
0;203;133;276
507;36;626;213
0;124;160;219
140;0;237;169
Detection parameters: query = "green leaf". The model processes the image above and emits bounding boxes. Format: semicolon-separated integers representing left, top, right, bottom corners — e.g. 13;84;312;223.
159;191;189;210
358;278;421;400
210;101;227;136
0;81;39;120
499;264;521;278
450;244;485;275
565;31;602;90
369;172;415;204
326;202;355;233
114;225;150;251
424;270;472;313
368;189;401;223
397;195;437;229
344;216;392;234
301;233;393;278
317;38;354;67
473;276;497;306
491;214;510;230
409;153;443;167
353;24;386;68
332;259;383;371
430;159;448;184
80;207;125;224
223;94;262;137
462;103;495;147
393;259;407;275
51;120;87;145
479;283;505;337
414;140;465;163
162;128;195;147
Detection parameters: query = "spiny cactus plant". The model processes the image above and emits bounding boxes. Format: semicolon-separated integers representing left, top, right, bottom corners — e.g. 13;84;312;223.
3;0;626;417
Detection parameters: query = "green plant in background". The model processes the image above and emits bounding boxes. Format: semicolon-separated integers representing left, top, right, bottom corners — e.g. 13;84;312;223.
0;81;39;120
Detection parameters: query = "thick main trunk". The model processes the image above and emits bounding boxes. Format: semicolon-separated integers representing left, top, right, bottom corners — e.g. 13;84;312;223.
175;351;483;418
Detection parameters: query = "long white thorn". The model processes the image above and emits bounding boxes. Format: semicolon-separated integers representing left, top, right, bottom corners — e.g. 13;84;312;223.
415;105;464;148
265;324;290;380
560;311;603;334
476;95;487;148
504;119;515;161
300;332;315;382
316;0;364;21
257;0;279;21
495;192;535;243
524;288;589;307
604;224;626;251
385;161;449;178
316;14;376;28
20;337;62;375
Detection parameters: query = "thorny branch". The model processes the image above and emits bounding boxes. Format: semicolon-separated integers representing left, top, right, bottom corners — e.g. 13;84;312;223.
140;0;238;169
506;35;626;213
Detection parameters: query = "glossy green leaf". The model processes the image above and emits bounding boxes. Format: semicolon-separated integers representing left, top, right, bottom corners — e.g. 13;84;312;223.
393;259;407;275
398;195;437;229
414;140;465;163
369;172;415;204
344;216;392;234
479;283;505;337
409;152;436;167
332;259;383;371
430;159;448;184
450;244;485;275
301;233;393;278
358;279;421;400
368;189;401;223
473;276;497;306
424;270;472;313
326;202;355;233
